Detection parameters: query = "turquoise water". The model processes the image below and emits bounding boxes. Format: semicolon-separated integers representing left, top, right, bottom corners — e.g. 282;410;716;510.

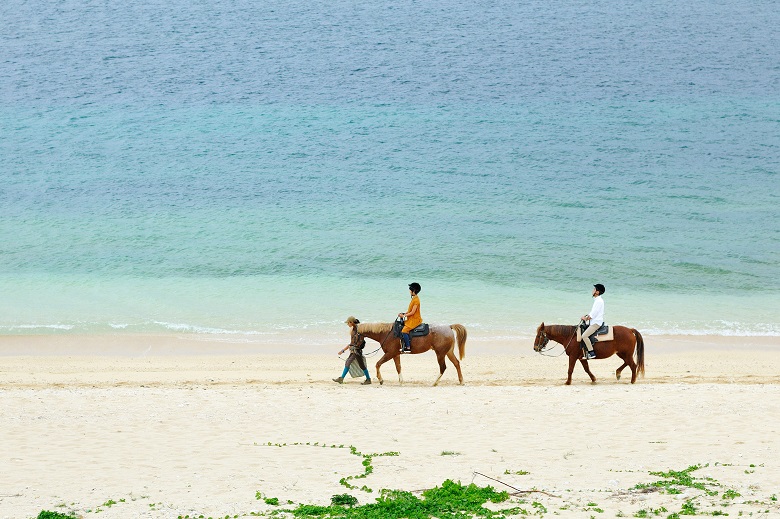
1;0;778;340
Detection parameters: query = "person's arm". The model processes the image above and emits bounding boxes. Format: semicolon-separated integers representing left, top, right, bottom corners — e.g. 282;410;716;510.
582;299;598;321
399;303;418;319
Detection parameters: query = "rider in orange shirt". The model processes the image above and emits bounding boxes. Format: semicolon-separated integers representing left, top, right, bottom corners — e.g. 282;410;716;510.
398;282;422;353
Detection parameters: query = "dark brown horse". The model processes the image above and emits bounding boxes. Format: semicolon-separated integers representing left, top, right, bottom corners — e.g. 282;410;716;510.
357;322;467;386
533;322;645;384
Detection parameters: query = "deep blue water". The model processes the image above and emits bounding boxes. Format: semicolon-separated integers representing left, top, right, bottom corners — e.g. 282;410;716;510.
1;0;778;337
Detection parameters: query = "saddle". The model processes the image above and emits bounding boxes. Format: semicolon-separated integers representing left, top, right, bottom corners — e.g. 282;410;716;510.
392;319;430;338
577;323;614;343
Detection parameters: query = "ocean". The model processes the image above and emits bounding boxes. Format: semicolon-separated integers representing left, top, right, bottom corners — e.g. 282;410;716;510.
1;0;778;343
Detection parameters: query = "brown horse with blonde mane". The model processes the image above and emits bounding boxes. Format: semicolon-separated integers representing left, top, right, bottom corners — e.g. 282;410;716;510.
533;322;645;384
357;322;467;386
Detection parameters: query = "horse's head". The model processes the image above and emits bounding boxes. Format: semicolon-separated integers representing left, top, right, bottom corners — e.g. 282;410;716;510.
533;322;549;352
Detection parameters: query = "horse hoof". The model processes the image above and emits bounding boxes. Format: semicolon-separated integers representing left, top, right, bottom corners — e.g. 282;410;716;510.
616;373;621;380
378;380;384;385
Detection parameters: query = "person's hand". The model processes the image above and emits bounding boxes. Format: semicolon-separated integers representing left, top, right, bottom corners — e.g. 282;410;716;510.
398;313;405;318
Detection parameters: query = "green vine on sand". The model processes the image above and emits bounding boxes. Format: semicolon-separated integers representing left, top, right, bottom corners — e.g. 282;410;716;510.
287;479;513;519
258;442;399;493
633;464;719;496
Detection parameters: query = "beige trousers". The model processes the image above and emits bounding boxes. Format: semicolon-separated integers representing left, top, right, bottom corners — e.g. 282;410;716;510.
581;323;601;352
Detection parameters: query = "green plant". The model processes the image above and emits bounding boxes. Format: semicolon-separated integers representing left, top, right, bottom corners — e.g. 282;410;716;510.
633;465;718;496
680;500;697;515
288;479;509;518
37;512;77;519
722;489;741;500
330;494;358;507
532;501;547;514
440;451;461;456
262;442;398;493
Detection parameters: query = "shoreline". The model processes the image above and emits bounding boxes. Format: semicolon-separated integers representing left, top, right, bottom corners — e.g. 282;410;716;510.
1;332;778;357
1;334;778;388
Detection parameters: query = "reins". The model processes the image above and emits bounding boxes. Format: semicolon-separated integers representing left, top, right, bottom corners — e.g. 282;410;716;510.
537;326;578;357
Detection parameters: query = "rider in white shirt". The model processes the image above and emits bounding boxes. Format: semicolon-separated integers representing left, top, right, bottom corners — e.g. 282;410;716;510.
580;284;605;360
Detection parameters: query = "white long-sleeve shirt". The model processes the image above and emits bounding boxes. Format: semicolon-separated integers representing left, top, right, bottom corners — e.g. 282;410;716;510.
588;296;605;325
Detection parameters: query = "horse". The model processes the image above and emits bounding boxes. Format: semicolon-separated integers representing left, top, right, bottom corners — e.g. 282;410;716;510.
533;322;645;385
357;322;467;386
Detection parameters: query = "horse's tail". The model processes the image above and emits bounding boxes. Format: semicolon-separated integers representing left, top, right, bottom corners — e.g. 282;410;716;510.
633;329;645;377
451;324;467;360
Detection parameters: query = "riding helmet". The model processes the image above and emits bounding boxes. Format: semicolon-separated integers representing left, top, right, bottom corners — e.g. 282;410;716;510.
594;283;606;294
408;282;422;294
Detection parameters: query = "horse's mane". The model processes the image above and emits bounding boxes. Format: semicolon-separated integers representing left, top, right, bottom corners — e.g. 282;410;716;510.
547;324;575;337
357;322;392;334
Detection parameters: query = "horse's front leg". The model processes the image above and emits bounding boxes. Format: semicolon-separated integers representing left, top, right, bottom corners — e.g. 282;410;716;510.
375;352;395;386
566;354;577;385
393;355;403;384
579;359;597;383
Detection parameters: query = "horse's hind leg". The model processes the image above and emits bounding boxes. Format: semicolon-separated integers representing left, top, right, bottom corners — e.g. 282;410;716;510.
615;353;628;381
433;350;447;386
579;359;597;383
446;349;464;385
627;355;638;384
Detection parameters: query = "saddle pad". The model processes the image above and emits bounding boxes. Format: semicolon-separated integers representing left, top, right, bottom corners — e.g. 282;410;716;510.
593;326;614;342
577;324;613;342
393;321;430;338
410;323;430;337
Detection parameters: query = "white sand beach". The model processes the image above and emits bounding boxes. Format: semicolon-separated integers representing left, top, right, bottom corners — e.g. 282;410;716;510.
2;334;780;518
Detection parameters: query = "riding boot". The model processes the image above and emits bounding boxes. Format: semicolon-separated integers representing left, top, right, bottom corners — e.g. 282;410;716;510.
401;333;411;353
332;377;344;384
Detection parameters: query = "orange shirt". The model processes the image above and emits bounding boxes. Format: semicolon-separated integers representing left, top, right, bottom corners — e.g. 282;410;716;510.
405;295;422;329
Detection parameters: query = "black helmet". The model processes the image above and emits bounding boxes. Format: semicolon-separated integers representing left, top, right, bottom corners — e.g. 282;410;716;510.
594;283;606;295
408;282;421;294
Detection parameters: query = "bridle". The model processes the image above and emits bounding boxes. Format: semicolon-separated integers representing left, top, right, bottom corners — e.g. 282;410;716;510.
534;326;578;357
533;330;550;352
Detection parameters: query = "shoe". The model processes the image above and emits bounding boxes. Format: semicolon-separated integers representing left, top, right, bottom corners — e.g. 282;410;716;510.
332;377;344;384
586;351;596;360
362;379;372;385
401;349;411;354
